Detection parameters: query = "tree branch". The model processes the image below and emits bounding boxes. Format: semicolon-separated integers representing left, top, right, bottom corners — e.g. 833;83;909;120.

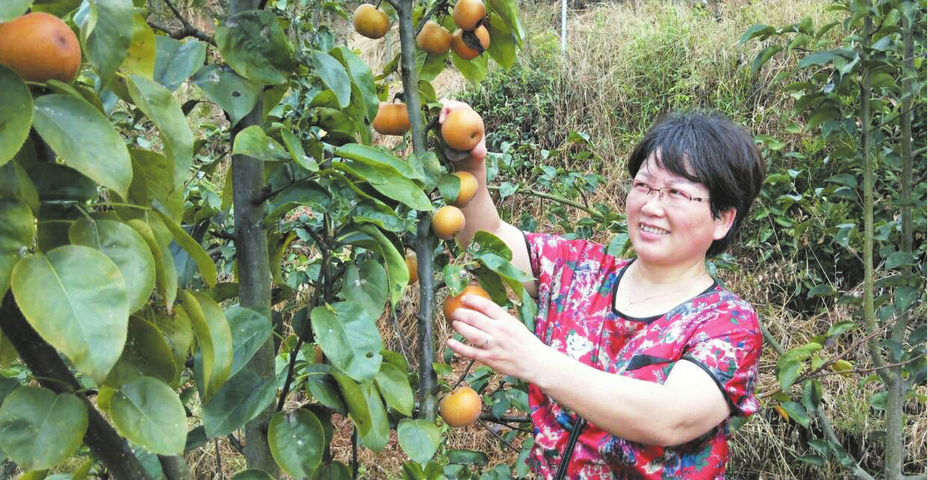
151;0;216;45
0;293;153;480
148;20;216;45
487;185;606;221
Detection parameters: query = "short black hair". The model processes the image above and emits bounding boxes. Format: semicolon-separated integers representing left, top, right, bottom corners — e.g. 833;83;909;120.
627;111;766;257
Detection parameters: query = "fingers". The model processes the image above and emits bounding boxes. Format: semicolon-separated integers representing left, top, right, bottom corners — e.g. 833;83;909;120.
446;337;485;361
460;294;509;320
451;318;488;346
439;99;470;123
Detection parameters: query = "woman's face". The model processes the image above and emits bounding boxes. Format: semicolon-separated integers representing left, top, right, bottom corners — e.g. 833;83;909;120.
625;153;734;269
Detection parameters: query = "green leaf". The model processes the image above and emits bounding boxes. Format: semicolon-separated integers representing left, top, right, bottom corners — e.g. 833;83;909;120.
231;470;275;480
397;419;440;465
311;302;383;383
338;224;409;307
104;315;177;388
12;245;129;383
191;65;261;127
150;307;193;386
179;290;233;400
127;218;176;311
739;24;775;43
779;401;810;428
894;286;919;313
310;462;351;480
486;14;517;70
32;94;132;198
826;173;857;188
777;357;803;391
268;409;325;478
232;125;290;162
334;161;432;211
332;372;372;436
304;365;347;414
359;383;390;452
0;1;33;22
753;45;783;73
0;160;39;212
153;37;207;92
215;10;295;85
826;321;857;337
488;0;524;42
885;251;916;269
68;218;156;313
375;362;414;416
802;379;823;411
0;199;34;299
202;369;276;438
330;47;379;121
471;231;513;261
350;199;405;232
474;251;532;297
110;377;187;455
798;50;840;69
77;0;133;87
153;209;217;287
451;47;488;84
335;143;425;181
128;75;194;189
120;14;156;78
280;128;320;171
343;260;389;321
0;386;88;471
225;305;273;378
797;454;826;466
446;449;489;466
311;50;351;109
0;65;33;166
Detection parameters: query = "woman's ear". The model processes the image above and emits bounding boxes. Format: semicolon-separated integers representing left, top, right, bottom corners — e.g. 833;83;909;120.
713;208;737;240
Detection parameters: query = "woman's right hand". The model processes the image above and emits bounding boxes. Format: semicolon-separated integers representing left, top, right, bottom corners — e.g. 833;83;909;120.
439;100;488;166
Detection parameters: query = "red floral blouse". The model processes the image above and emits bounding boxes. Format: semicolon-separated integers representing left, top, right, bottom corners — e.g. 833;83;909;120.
523;232;761;479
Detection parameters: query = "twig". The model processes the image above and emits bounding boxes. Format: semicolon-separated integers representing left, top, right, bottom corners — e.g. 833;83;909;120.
759;315;901;398
276;238;330;412
802;356;924;381
214;439;224;480
488;185;606;221
148;21;216;46
814;406;875;480
415;0;451;36
150;0;216;45
449;359;476;391
478;419;522;454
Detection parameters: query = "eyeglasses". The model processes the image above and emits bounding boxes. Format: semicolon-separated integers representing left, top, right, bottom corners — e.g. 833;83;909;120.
623;179;707;205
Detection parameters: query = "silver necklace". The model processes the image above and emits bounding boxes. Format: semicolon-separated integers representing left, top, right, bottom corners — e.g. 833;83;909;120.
624;265;709;305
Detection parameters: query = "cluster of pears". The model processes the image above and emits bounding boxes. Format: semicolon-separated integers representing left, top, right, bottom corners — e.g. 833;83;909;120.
418;0;490;61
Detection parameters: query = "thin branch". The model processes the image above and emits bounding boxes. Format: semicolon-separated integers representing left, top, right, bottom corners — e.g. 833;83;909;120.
449;359;476;391
478;419;522;454
276;240;330;412
487;185;606;221
147;20;216;46
415;0;451;36
801;356;923;381
814;406;875;480
759;316;899;398
150;0;216;45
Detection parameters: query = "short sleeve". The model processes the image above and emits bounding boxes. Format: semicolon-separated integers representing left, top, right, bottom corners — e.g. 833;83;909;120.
681;302;762;417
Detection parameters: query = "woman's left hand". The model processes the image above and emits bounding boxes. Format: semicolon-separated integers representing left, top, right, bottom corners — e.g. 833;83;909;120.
446;294;548;382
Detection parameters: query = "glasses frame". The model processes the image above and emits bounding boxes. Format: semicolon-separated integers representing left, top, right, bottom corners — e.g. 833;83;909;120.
623;179;708;204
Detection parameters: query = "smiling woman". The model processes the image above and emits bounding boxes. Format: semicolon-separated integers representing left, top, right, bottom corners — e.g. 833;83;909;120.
439;102;767;479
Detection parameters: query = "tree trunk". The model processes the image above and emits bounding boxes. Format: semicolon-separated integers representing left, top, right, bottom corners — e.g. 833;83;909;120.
883;5;917;479
228;0;278;476
397;0;438;420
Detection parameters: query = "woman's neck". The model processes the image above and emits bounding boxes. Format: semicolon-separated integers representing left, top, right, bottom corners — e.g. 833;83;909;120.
631;258;709;287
